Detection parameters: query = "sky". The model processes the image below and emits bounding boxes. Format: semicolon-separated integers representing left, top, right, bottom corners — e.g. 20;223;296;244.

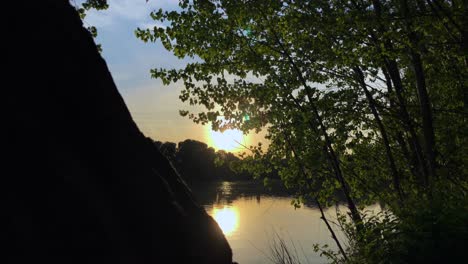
79;0;256;152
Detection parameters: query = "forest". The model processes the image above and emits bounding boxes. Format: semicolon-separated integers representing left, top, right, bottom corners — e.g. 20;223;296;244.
152;138;254;181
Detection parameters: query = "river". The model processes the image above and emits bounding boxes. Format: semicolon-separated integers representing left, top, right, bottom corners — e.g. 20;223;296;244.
190;180;353;264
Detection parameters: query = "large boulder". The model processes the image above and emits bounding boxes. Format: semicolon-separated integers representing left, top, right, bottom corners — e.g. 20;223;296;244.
4;1;232;263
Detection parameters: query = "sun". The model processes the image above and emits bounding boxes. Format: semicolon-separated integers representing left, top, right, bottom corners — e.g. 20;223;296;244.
209;128;246;152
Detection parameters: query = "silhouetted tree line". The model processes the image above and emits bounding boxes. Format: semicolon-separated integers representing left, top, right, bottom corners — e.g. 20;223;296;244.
152;139;254;182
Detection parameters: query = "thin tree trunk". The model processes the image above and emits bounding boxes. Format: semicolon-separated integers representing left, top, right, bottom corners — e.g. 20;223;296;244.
354;66;404;202
427;0;463;33
281;127;349;261
384;59;429;186
264;17;364;230
400;0;437;184
382;68;420;180
410;50;437;180
316;198;349;262
371;0;430;187
463;0;468;112
243;33;362;222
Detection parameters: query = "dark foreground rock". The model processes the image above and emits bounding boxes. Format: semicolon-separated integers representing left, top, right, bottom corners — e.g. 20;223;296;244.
4;1;232;263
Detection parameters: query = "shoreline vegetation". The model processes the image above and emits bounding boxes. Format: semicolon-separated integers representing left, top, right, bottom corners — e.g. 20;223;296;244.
152;138;255;182
153;138;353;207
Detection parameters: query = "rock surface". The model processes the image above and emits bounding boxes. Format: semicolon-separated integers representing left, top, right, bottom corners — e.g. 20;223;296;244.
4;1;232;263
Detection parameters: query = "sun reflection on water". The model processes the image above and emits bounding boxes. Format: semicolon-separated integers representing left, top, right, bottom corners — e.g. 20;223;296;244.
212;206;239;236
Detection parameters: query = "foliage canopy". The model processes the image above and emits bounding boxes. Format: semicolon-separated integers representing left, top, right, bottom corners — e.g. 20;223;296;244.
137;0;467;262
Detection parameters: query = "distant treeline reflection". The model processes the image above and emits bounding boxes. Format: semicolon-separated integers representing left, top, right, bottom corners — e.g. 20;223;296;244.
190;180;294;206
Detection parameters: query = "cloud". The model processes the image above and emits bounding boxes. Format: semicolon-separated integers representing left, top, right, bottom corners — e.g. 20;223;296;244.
106;0;155;21
76;0;180;28
138;22;167;30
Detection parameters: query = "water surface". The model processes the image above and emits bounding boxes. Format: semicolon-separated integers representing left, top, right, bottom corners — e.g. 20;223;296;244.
190;181;350;264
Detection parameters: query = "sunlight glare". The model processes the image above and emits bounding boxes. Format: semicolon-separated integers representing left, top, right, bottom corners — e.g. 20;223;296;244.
209;128;245;152
212;206;239;236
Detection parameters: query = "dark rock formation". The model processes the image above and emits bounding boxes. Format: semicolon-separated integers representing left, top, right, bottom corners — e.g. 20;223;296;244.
4;1;232;263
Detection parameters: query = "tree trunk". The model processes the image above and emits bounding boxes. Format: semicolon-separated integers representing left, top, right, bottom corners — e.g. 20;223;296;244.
400;0;437;184
382;68;420;181
371;0;430;188
4;1;232;263
353;66;403;202
281;128;348;261
269;24;363;231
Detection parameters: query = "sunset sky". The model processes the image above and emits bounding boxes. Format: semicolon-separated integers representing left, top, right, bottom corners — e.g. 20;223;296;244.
81;0;257;152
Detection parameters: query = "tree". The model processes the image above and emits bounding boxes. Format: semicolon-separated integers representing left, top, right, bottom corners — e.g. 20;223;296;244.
160;141;178;161
138;0;467;262
153;138;252;182
177;139;216;180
